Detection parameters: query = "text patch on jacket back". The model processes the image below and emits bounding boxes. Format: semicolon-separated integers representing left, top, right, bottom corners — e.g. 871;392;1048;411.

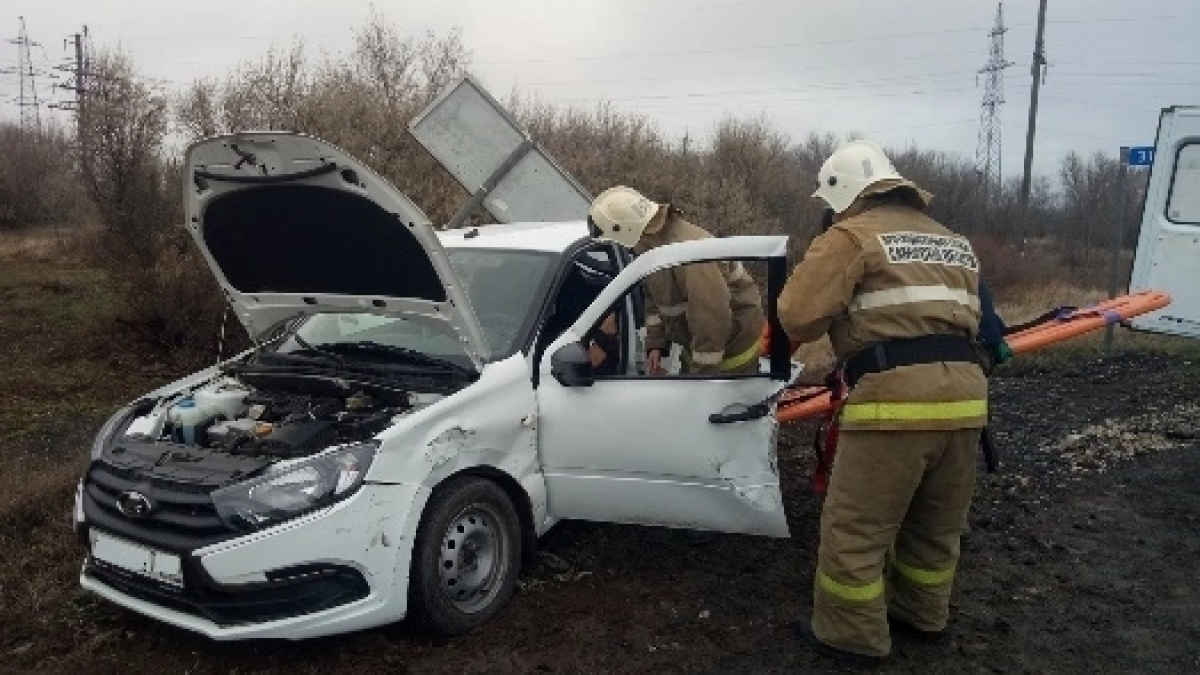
877;232;978;271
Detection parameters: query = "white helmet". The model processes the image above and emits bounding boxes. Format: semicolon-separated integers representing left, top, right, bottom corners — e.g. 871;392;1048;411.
813;140;916;214
588;185;661;248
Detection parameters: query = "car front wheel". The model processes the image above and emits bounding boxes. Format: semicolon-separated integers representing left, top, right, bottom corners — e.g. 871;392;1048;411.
408;476;521;635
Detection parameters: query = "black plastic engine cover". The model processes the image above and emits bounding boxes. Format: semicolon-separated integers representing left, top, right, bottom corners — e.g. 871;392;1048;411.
101;440;273;488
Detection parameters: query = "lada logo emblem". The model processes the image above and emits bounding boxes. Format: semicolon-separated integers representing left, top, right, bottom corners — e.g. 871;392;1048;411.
116;491;154;519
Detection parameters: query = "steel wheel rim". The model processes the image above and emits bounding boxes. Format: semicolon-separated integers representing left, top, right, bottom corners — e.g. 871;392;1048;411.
439;502;509;614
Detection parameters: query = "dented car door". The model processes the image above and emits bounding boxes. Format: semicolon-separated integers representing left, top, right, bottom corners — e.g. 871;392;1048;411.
534;236;793;537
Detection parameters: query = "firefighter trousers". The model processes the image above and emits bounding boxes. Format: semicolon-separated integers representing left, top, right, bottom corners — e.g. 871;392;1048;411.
811;428;981;657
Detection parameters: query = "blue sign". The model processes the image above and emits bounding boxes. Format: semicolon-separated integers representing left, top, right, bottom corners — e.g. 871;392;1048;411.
1129;146;1155;166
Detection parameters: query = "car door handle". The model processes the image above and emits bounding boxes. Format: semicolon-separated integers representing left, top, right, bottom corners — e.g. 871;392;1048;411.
709;403;770;424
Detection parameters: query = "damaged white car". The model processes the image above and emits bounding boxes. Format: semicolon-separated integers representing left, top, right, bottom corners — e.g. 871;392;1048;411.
76;132;796;640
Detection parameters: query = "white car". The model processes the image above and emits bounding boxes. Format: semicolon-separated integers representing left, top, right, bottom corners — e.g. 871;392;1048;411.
76;132;796;640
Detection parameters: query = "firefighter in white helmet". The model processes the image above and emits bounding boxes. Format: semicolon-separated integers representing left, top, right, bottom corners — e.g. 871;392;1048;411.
588;186;764;375
779;140;988;664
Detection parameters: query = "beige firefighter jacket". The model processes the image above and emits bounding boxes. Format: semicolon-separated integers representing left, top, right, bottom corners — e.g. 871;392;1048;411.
634;213;765;375
778;201;988;430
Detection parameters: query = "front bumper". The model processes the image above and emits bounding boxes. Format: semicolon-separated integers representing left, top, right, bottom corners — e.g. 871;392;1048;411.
79;483;428;640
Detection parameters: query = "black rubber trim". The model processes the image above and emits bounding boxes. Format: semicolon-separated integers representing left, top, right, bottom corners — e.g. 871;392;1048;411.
766;255;791;381
85;559;369;626
194;162;339;184
709;403;770;424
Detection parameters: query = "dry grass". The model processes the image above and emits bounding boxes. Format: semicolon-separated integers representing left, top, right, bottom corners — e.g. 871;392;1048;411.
996;283;1199;360
0;223;104;265
995;281;1109;323
0;239;195;667
0;231;197;515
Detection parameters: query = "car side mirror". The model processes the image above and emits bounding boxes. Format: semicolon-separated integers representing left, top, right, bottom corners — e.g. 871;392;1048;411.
550;342;595;387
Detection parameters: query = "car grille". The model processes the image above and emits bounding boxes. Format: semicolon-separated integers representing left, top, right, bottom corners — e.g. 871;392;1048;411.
83;462;237;553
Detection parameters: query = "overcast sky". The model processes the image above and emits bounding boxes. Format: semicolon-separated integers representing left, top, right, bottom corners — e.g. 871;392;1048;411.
2;0;1197;178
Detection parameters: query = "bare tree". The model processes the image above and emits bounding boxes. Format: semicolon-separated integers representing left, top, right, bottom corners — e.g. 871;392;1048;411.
0;122;87;229
78;49;171;266
172;14;471;224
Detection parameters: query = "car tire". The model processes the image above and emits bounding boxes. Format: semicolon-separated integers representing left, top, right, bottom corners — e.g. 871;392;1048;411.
408;476;522;636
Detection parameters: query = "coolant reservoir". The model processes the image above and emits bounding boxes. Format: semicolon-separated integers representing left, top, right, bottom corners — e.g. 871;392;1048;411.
194;380;248;421
166;398;207;445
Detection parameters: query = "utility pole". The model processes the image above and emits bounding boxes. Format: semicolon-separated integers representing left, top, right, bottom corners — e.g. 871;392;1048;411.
1017;0;1049;249
1104;146;1130;355
975;3;1012;217
53;29;87;110
10;16;42;131
73;32;85;110
51;26;90;149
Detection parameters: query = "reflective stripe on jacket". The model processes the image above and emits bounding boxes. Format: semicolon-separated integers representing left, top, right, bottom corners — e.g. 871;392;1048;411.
637;214;765;375
777;201;987;430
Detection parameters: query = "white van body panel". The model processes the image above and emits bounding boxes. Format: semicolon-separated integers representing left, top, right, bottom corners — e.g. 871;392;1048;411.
1129;106;1200;338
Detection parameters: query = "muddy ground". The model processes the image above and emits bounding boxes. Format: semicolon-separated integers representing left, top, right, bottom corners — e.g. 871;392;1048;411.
1;261;1198;673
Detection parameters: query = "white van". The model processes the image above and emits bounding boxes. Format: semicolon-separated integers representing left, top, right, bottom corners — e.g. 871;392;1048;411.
1129;106;1200;337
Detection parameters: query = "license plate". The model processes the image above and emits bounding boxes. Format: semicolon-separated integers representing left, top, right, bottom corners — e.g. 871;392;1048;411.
90;530;183;588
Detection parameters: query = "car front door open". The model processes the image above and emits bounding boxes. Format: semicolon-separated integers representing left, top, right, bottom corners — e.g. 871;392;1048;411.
534;236;795;537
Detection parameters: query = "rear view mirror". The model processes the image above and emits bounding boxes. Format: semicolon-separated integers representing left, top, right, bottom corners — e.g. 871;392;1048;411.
550;343;595;387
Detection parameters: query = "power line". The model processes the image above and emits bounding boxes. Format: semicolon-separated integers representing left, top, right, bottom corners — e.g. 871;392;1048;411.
1039;93;1166;114
1053;59;1200;70
515;49;975;88
579;83;987;113
549;70;1016;106
85;9;1200;48
1042;12;1200;26
1037;124;1133;144
1048;79;1200;87
472;26;988;66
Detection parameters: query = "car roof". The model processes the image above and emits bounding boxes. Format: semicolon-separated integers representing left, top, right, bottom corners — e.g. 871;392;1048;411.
438;220;590;253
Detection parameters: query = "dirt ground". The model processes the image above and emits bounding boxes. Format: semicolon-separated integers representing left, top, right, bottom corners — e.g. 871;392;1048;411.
2;256;1199;674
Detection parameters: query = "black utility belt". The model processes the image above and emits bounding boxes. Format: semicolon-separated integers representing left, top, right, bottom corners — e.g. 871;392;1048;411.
842;335;980;387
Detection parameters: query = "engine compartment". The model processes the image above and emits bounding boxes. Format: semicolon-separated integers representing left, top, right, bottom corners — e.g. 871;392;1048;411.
123;372;437;461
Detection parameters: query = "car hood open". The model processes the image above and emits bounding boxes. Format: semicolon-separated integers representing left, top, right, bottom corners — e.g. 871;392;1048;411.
184;132;489;367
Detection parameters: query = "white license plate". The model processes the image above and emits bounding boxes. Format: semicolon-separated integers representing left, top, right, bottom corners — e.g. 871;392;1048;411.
90;530;183;587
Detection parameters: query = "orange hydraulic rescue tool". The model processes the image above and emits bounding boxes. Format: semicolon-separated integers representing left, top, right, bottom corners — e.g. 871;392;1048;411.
770;290;1172;492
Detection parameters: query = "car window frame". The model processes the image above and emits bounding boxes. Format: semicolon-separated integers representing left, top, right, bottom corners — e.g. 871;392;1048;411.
1165;141;1200;226
526;239;624;372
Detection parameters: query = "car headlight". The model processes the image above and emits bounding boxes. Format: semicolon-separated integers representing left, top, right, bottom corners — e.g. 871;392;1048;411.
211;442;378;531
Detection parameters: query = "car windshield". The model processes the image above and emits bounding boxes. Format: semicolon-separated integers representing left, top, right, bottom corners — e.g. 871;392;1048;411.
275;249;556;368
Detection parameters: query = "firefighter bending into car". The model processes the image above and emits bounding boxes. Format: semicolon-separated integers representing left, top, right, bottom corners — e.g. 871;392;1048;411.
779;140;988;663
587;186;764;376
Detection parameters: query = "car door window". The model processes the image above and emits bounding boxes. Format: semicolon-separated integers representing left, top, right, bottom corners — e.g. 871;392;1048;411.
534;244;623;359
593;258;770;379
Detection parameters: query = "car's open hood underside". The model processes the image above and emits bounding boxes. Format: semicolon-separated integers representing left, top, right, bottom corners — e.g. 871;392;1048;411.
184;132;488;367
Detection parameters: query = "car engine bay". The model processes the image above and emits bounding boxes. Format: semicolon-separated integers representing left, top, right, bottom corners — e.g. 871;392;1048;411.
113;371;442;464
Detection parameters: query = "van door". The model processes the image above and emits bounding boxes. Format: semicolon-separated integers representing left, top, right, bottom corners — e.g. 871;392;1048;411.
1129;106;1200;338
